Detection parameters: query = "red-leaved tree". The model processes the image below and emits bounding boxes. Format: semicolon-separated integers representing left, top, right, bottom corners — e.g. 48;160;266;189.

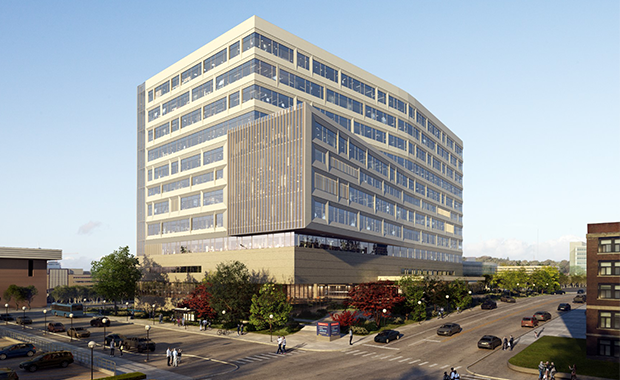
347;281;405;325
330;310;362;328
181;284;217;320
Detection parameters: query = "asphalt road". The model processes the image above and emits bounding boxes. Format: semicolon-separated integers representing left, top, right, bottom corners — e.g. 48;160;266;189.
6;291;580;380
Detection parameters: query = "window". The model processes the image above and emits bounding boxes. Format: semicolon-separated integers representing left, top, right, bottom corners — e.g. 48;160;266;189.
192;171;214;186
216;58;276;90
599;311;620;330
350;187;374;209
148;223;160;236
229;41;240;59
242;32;293;63
313;199;326;220
598;339;620;357
349;143;366;165
203;189;224;206
192;215;214;230
313;60;338;82
162;178;190;193
326;89;363;114
229;92;240;108
312;119;337;148
154;201;169;215
154;164;169;180
191;80;213;101
599;261;620;276
171;161;178;175
328;204;357;227
388;95;406;113
181;63;202;85
279;69;323;99
203;98;227;120
599;237;620;253
243;85;293;109
181;194;200;210
171;75;179;90
162;92;190;116
341;73;374;99
354;121;386;143
203;147;224;165
377;90;386;104
313;147;326;164
313;106;351;130
154;81;170;99
181;154;200;172
28;260;33;277
162;219;190;234
360;214;381;233
297;52;310;70
598;284;620;300
203;49;226;74
148;107;160;122
366;105;395;127
181;108;201;128
216;213;223;227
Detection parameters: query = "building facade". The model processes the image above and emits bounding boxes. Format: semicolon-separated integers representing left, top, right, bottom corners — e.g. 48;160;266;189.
137;16;464;296
0;247;62;308
495;265;556;275
585;222;620;359
462;259;497;276
569;241;587;275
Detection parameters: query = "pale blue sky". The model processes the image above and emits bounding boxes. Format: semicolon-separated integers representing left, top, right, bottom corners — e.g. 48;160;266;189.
0;1;618;269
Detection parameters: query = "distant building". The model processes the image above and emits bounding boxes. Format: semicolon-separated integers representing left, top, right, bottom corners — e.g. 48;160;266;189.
47;261;61;270
585;222;620;360
462;258;497;276
0;247;62;308
496;265;556;275
569;241;587;275
48;267;94;290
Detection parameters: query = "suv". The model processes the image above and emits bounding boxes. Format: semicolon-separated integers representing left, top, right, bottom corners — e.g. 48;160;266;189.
47;322;65;333
0;344;36;360
577;289;585;294
481;300;497;309
90;317;110;327
557;303;571;311
123;337;156;353
573;294;586;303
500;296;516;303
19;351;73;372
533;311;552;321
0;368;19;380
15;317;32;325
0;315;13;322
67;327;90;338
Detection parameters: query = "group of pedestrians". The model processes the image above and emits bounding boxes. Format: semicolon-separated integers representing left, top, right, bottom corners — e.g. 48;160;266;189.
199;319;211;331
276;335;287;354
538;361;557;380
237;323;245;335
108;340;124;357
502;335;515;350
442;367;460;379
166;347;182;367
173;317;186;329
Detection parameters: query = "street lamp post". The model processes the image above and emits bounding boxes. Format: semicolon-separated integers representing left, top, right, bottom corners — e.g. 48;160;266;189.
445;294;450;310
126;302;129;321
21;306;26;329
144;325;151;362
43;309;47;334
152;304;156;325
69;313;74;342
102;318;108;349
269;314;273;342
4;304;8;325
382;308;387;327
102;300;106;315
88;341;96;380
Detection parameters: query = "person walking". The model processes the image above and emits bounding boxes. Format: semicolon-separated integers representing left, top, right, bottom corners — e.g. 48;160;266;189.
549;362;556;380
568;364;577;380
237;323;241;336
276;336;283;354
172;348;179;367
181;317;186;329
502;337;508;350
109;340;115;357
119;342;124;357
452;370;460;379
443;372;450;380
240;323;244;335
177;349;182;365
538;361;545;379
349;328;353;345
159;313;163;324
281;336;286;354
509;335;514;351
166;347;171;366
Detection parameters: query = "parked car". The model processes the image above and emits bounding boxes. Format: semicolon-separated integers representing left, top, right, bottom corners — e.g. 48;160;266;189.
557;303;571;311
19;351;73;372
573;295;586;303
374;330;401;343
104;333;126;346
553;290;565;295
0;344;36;360
533;311;552;321
15;317;32;325
437;323;461;336
47;322;65;333
0;314;14;322
0;367;19;380
481;300;497;309
477;335;502;349
577;289;585;294
521;317;539;328
90;317;110;327
67;327;90;338
500;296;516;303
123;337;156;352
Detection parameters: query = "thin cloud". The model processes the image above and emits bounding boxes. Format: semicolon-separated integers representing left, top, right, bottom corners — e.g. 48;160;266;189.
78;221;102;235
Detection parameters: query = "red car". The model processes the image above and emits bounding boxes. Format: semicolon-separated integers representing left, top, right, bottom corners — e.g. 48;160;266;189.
521;317;538;328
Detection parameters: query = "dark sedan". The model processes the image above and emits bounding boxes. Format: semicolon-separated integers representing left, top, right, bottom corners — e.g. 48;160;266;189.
47;322;65;333
557;303;571;311
500;296;516;303
67;327;91;338
104;333;126;346
374;330;401;343
0;343;36;360
437;323;461;336
477;335;502;349
0;314;14;321
15;316;32;325
533;311;552;321
553;290;566;295
481;300;497;309
90;317;110;327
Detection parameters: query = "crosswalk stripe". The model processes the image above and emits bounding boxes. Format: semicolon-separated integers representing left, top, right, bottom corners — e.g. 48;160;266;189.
441;365;450;369
353;351;368;356
362;353;375;357
419;361;428;365
399;358;410;362
344;350;360;354
389;356;403;361
409;359;420;364
429;363;437;367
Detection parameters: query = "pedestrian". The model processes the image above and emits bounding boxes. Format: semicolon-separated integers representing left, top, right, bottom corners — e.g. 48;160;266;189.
240;323;244;335
172;348;179;367
159;313;163;324
276;336;283;354
182;317;186;329
237;323;241;336
203;319;208;331
502;337;508;350
166;347;171;366
109;340;115;357
349;328;353;345
452;370;460;379
568;364;576;380
443;372;450;380
119;342;124;357
538;361;545;380
544;361;550;380
509;335;514;351
178;348;182;365
449;368;455;379
549;362;556;380
281;336;286;354
534;330;539;339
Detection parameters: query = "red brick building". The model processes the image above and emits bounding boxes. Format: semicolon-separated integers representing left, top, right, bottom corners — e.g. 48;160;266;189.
0;247;62;309
586;222;620;359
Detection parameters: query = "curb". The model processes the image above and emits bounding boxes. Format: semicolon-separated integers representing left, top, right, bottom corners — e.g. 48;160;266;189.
506;361;613;380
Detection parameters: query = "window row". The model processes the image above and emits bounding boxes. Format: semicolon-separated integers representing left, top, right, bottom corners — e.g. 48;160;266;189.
148;147;224;182
147;212;224;236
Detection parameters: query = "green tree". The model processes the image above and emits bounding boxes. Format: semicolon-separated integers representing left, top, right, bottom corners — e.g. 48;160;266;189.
205;261;258;325
397;276;426;321
3;285;26;310
530;267;560;293
23;285;38;309
91;246;142;311
448;279;472;311
249;283;292;331
493;269;528;294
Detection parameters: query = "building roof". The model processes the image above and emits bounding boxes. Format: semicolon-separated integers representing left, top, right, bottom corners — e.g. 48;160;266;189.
0;247;62;260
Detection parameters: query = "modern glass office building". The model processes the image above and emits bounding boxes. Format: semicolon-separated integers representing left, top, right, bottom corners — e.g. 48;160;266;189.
137;16;464;299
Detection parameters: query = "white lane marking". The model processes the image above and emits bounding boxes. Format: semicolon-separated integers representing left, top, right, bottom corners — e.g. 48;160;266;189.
344;350;360;354
363;344;399;350
424;339;442;343
409;359;420;364
429;363;437;367
242;357;262;362
419;361;428;365
377;355;391;360
362;353;375;357
353;351;368;356
389;356;403;361
399;358;411;362
455;366;462;370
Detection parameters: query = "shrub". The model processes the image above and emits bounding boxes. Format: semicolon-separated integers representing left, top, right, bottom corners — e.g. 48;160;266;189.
351;326;369;335
364;321;378;331
316;309;328;317
99;372;146;380
393;317;404;324
330;310;361;328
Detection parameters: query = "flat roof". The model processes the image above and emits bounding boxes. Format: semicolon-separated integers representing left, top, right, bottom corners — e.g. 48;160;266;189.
0;247;62;260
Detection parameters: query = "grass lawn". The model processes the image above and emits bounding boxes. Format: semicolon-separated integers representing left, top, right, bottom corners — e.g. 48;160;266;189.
509;336;619;379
